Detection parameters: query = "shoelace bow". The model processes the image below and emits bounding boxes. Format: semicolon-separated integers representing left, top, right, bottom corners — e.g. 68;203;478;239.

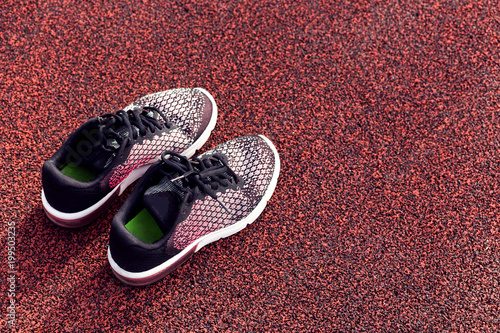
160;151;241;214
96;106;171;152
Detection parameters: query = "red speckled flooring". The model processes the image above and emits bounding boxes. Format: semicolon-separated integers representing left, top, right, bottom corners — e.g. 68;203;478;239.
1;0;500;331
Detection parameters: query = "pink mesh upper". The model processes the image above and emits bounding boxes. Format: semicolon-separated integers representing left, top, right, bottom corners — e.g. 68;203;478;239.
172;136;276;249
108;128;190;188
107;88;209;188
125;88;206;139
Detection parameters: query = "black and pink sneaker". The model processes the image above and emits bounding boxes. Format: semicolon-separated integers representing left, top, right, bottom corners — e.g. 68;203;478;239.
42;88;217;228
107;135;280;286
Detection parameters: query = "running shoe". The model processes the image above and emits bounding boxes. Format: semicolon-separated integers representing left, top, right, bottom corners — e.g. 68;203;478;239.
108;135;280;286
42;88;217;228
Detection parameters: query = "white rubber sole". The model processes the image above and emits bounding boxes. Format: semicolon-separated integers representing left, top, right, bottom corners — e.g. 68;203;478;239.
42;88;218;228
108;134;281;286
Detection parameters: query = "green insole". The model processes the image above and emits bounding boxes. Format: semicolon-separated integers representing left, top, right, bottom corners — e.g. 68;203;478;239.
125;208;164;244
60;163;98;182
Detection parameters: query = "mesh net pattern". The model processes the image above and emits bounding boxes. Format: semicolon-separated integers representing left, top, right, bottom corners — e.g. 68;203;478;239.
173;190;250;249
107;88;208;188
172;136;276;249
125;88;205;140
108;128;190;188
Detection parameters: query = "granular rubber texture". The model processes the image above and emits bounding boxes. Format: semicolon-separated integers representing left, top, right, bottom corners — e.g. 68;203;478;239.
1;0;500;332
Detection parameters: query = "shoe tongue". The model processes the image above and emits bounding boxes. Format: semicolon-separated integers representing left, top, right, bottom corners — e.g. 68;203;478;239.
79;118;139;173
77;139;117;173
142;176;184;233
84;150;115;172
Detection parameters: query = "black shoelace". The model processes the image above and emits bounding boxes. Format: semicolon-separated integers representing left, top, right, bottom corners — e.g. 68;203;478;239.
96;106;171;152
160;151;241;214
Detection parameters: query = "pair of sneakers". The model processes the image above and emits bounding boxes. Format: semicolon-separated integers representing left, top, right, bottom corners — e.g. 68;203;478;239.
41;88;280;286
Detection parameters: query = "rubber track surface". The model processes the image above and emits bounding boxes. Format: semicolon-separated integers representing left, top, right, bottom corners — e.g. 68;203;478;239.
1;0;500;331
